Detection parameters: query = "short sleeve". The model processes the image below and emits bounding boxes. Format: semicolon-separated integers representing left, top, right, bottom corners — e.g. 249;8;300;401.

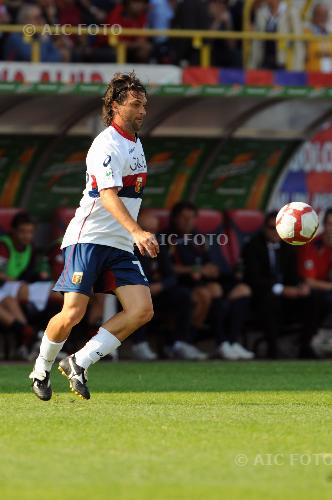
86;138;123;191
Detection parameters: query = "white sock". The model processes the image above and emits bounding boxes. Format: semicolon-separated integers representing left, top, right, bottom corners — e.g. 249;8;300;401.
34;333;66;373
75;327;121;369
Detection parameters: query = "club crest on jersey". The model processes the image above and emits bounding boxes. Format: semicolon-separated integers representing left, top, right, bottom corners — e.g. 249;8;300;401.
103;155;112;167
72;272;83;285
135;176;143;193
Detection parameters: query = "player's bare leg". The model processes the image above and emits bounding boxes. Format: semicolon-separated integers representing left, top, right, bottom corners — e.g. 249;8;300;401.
29;293;89;401
59;285;153;400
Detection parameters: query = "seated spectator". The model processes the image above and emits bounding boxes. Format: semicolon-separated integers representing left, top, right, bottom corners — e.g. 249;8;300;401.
250;0;304;70
168;202;253;360
133;210;208;360
0;212;56;320
242;211;316;358
299;207;332;328
172;0;210;65
148;0;176;63
3;4;72;62
305;3;332;72
0;292;34;359
207;0;242;68
106;0;152;63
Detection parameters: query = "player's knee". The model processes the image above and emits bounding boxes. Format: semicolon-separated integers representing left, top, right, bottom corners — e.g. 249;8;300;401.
63;305;86;327
131;303;154;326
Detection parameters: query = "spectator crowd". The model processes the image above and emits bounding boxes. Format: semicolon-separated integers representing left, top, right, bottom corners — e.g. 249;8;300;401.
2;202;332;362
0;0;332;70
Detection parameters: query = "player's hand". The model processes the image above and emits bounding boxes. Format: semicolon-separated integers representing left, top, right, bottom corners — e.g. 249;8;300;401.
133;229;159;258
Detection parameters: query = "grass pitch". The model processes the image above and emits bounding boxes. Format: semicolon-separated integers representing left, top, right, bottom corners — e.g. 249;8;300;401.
1;361;332;500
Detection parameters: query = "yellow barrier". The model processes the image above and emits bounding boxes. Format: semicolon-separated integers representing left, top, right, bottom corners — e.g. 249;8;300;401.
1;24;332;67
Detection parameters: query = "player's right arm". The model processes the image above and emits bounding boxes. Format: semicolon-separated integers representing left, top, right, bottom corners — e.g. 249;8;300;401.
88;137;158;258
99;188;159;258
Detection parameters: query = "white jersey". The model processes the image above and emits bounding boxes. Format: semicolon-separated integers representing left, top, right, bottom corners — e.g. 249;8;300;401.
61;123;147;253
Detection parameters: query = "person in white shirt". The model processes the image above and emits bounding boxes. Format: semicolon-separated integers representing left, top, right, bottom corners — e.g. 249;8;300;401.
29;72;159;401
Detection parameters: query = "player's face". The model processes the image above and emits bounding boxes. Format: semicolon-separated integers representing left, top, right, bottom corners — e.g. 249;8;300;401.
13;223;35;247
175;209;197;234
117;91;147;133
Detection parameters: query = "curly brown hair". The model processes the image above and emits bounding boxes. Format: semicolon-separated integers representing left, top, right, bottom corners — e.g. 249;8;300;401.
102;71;147;127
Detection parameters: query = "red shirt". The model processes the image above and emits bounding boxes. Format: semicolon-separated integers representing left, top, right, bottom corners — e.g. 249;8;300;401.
107;4;147;41
298;236;332;280
0;242;10;272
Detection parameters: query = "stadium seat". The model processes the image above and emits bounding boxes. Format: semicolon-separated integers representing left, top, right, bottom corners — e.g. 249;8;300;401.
195;209;223;233
52;207;76;241
142;208;170;231
0;208;22;234
225;209;265;267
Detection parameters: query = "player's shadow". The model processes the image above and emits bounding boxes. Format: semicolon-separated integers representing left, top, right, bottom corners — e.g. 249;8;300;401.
1;360;331;393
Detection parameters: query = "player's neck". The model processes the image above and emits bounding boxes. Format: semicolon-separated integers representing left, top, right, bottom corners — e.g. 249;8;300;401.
111;120;136;142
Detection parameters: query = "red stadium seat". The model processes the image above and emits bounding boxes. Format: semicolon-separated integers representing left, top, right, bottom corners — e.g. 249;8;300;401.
142;208;170;231
52;207;76;241
195;209;223;233
0;208;22;233
143;208;223;233
226;210;264;266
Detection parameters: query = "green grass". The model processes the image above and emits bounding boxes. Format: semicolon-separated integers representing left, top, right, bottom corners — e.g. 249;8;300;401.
1;361;332;500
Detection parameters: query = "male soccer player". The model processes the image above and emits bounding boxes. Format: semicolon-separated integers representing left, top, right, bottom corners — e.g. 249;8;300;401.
29;72;159;401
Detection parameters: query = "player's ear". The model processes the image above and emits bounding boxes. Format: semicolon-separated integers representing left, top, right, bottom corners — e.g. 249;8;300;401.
112;100;119;117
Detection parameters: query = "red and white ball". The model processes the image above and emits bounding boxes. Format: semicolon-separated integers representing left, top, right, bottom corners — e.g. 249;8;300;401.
276;202;319;245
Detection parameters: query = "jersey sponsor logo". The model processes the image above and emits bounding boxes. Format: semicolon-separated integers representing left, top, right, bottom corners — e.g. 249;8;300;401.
72;271;83;285
105;168;113;178
103;155;112;167
129;147;135;154
130;153;147;172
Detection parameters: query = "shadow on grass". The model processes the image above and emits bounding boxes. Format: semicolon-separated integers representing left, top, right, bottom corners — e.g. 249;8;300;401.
0;360;332;394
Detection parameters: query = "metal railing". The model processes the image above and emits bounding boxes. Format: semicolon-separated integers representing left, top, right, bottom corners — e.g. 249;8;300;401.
0;23;331;68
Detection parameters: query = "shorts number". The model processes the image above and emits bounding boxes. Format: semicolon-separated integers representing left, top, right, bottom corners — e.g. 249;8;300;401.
132;260;148;281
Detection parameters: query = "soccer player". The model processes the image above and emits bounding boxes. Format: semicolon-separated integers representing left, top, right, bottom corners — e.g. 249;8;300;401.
29;72;159;401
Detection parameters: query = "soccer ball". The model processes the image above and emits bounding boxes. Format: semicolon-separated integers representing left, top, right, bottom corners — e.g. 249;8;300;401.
275;202;319;245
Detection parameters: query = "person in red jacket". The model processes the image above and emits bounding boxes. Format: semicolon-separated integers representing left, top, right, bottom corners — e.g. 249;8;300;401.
106;0;152;62
299;207;332;328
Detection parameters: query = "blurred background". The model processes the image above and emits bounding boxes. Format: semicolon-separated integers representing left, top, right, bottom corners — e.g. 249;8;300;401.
1;0;332;362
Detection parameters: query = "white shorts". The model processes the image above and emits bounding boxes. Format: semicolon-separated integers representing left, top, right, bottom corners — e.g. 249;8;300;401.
0;281;53;312
0;282;22;302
